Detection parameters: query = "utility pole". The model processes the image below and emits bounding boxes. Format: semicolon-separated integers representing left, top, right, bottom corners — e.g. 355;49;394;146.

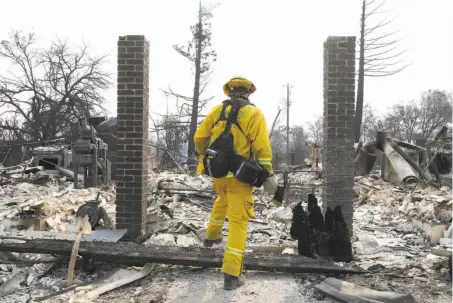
285;83;294;165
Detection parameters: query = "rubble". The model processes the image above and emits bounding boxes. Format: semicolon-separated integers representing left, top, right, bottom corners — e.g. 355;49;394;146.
0;168;450;302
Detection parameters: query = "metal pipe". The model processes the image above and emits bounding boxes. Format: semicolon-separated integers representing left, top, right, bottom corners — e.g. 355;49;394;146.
55;165;83;181
38;157;83;182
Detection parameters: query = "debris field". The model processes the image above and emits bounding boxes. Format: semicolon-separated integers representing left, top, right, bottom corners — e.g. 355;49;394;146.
0;168;451;302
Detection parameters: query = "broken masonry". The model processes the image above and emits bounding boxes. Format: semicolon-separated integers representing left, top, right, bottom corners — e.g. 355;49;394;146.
290;194;353;262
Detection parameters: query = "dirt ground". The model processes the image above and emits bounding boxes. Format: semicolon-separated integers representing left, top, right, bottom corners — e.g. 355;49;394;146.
90;264;451;303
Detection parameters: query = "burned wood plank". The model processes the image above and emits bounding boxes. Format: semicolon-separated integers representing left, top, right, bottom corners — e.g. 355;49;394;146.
0;239;365;274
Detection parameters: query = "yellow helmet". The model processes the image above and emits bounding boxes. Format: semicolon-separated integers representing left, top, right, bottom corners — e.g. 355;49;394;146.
223;76;256;97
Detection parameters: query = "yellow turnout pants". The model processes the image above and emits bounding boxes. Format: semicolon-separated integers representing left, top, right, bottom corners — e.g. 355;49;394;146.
205;177;254;277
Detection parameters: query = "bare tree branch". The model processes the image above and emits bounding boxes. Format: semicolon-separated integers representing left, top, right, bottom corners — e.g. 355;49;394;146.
365;49;407;63
364;0;379;7
363;39;402;51
363;45;398;58
364;1;386;18
365;30;400;44
364;63;410;76
364;17;395;37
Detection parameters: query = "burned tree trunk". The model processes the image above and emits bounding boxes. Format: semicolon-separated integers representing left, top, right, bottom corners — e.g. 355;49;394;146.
187;1;203;158
354;0;366;143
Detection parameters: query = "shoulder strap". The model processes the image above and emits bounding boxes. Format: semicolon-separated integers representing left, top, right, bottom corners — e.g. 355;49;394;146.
223;100;243;136
212;99;251;132
212;100;231;129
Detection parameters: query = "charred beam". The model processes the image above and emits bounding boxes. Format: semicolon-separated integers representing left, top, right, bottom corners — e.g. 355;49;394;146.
0;238;365;274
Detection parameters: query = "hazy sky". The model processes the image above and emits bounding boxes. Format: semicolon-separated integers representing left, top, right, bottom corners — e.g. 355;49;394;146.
1;0;452;128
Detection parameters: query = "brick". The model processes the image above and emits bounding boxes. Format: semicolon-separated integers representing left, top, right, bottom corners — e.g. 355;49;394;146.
337;54;355;61
126;83;144;89
118;40;136;47
330;60;346;67
124;181;142;188
118;98;144;105
338;91;354;97
117;187;135;194
126;145;142;151
127;46;144;53
118;65;136;71
122;175;136;182
127;59;144;65
117;151;135;157
124;168;143;174
117;126;135;132
338;78;355;85
128;132;145;138
126;71;144;77
125;108;144;114
117;163;134;170
126;35;145;41
121;194;142;201
327;103;337;109
118;77;136;84
117;113;134;120
118;52;136;59
121;138;138;145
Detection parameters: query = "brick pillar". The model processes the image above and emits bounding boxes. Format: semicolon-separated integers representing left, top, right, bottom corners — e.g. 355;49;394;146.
116;35;149;241
322;36;356;235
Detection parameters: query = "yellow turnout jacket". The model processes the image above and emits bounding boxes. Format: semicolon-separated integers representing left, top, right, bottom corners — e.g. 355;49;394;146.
194;98;274;177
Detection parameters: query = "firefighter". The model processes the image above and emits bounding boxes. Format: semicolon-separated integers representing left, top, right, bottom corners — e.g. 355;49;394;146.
194;76;278;290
